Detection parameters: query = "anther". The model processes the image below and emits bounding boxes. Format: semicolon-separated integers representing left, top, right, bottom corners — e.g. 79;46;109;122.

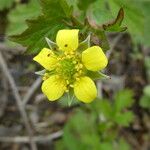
70;84;74;88
73;61;77;64
79;70;82;74
65;89;69;93
76;78;80;81
66;80;69;84
79;64;83;68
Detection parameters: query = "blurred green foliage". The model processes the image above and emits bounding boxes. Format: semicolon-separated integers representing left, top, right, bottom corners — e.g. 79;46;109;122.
140;85;150;109
55;89;134;150
4;0;150;54
0;0;14;10
1;0;149;149
7;0;40;35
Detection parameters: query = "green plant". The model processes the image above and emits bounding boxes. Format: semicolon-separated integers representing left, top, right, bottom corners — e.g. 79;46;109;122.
55;89;134;150
140;85;150;109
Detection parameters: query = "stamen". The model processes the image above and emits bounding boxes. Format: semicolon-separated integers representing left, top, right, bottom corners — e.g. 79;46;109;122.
73;61;77;64
65;89;69;93
66;80;69;84
75;77;80;81
70;84;74;88
79;64;83;68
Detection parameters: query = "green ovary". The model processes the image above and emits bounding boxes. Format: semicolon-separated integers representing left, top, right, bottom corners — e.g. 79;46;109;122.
57;58;76;81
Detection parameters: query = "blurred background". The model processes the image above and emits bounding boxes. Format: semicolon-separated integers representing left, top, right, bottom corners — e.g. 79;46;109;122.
0;0;150;150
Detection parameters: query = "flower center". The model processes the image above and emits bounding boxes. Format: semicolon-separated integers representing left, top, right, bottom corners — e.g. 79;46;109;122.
56;52;84;85
59;58;76;79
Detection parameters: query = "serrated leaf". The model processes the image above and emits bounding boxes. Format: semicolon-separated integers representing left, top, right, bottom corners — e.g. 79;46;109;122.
63;110;100;150
98;100;113;119
7;0;41;36
114;89;134;112
77;0;96;11
9;0;69;54
60;0;73;17
103;8;127;32
108;0;144;44
114;112;134;126
87;0;114;25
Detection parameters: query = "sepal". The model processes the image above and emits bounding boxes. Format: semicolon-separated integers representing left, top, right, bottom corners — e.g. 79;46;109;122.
77;34;90;52
35;69;46;76
45;37;58;50
86;71;110;80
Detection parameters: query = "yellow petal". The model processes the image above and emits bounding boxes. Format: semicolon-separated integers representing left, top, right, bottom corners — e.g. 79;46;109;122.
56;29;79;51
82;46;108;71
33;48;58;71
74;76;97;103
42;75;66;101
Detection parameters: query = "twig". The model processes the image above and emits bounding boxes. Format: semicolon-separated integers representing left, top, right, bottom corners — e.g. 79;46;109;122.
0;131;63;144
106;33;124;59
23;77;42;106
0;43;25;54
0;73;8;118
0;52;37;150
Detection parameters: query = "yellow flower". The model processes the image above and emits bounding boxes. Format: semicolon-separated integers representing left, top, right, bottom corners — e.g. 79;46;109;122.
33;29;108;103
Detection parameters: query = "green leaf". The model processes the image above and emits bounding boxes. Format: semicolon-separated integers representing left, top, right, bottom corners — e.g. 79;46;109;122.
139;85;150;109
98;100;113;119
88;0;114;25
77;0;96;11
103;8;127;32
114;112;134;126
140;96;150;109
118;139;131;150
9;0;69;54
108;0;144;44
114;89;134;112
7;0;41;36
63;110;101;150
99;142;113;150
60;0;73;17
138;1;150;46
0;0;14;10
143;85;150;98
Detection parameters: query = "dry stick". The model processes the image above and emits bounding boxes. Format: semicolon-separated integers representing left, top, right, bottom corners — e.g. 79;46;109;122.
23;77;42;106
0;52;37;150
0;130;63;144
106;33;124;59
0;43;25;53
0;73;8;117
97;34;124;98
